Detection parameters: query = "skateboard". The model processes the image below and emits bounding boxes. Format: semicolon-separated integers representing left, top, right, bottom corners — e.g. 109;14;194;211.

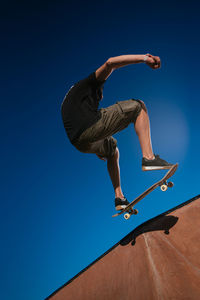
112;163;178;220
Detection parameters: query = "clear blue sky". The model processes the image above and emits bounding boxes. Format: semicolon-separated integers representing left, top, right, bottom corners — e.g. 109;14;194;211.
1;1;200;299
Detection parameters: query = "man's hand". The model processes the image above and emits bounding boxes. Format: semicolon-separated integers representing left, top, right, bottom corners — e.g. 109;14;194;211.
145;53;161;69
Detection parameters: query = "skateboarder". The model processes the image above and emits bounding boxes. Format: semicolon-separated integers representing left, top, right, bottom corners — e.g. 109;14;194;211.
61;54;173;211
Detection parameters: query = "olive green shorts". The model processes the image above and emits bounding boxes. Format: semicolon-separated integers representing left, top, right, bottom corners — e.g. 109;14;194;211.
74;99;142;158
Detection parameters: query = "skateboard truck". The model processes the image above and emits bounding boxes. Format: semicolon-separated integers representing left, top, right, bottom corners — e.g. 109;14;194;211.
124;209;138;220
160;180;174;192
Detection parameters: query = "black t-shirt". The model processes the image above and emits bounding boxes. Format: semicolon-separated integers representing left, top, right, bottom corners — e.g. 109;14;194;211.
61;72;105;144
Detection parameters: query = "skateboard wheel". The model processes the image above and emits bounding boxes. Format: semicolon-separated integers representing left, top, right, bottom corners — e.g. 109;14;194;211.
168;181;174;188
161;184;168;192
124;213;131;220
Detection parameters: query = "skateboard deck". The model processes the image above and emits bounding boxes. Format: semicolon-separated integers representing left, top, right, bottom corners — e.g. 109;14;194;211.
112;163;178;220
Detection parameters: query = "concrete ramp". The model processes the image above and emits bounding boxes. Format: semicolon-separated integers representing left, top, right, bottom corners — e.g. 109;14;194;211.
47;195;200;300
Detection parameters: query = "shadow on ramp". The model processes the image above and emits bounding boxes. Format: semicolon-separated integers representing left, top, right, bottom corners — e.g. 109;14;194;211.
120;215;179;246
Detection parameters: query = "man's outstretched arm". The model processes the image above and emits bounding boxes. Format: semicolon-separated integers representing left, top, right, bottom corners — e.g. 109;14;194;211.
95;54;161;81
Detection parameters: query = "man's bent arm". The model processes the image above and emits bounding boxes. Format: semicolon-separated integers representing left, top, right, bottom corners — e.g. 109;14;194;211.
95;54;161;81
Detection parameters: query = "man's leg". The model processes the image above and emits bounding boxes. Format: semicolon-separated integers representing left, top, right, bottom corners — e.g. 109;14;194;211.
107;147;124;199
106;147;130;210
134;101;155;160
134;101;173;170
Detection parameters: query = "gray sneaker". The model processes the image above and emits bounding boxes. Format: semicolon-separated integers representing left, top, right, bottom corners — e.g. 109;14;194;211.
142;154;173;171
115;197;130;211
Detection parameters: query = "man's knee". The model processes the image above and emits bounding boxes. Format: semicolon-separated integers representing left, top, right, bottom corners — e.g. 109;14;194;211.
104;137;117;158
137;99;147;113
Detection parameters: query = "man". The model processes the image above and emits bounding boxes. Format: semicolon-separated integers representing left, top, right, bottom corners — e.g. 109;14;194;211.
61;54;173;211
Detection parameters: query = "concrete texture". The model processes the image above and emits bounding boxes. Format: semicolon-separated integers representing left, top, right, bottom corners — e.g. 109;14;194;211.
46;195;200;300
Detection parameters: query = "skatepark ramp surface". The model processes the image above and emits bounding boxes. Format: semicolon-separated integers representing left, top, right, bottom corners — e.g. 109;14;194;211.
46;195;200;300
